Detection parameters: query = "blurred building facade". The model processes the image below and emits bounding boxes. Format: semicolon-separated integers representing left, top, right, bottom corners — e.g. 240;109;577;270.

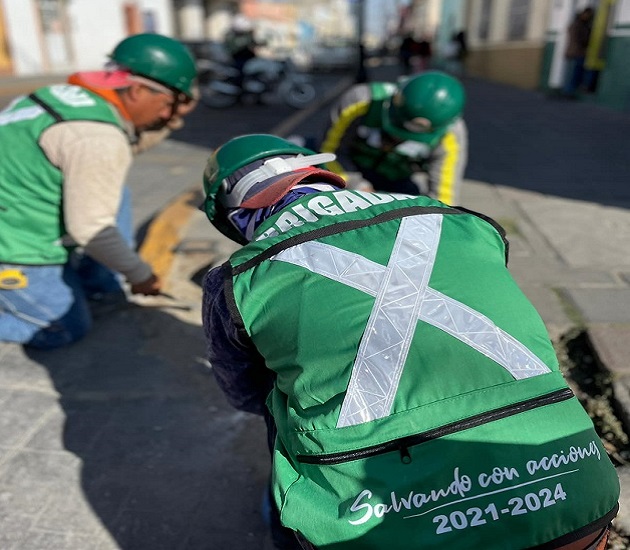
402;0;630;111
540;0;630;111
0;0;177;76
459;0;549;89
1;0;628;111
0;0;359;76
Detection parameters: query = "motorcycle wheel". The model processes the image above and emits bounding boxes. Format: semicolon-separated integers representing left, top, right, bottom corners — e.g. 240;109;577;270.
199;83;239;109
280;80;317;109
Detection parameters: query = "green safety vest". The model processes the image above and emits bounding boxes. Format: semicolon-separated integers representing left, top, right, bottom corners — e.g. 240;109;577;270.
225;190;619;549
0;85;127;265
348;82;442;182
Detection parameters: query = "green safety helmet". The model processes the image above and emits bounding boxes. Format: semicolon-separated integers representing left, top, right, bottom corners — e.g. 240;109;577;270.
203;134;342;244
382;71;465;145
110;33;197;99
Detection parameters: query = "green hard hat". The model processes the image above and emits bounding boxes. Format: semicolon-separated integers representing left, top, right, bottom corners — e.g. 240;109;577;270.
110;33;197;98
203;134;316;242
382;71;465;145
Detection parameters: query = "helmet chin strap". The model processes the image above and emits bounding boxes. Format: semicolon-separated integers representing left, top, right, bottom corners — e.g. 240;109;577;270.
222;153;337;208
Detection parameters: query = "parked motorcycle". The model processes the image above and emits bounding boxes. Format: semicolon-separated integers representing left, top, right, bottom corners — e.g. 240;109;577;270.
198;56;317;109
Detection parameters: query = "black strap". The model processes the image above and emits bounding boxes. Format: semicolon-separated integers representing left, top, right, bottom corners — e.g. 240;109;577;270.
28;93;63;122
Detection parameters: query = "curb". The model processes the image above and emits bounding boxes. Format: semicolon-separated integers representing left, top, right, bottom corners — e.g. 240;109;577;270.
586;324;630;435
138;188;203;288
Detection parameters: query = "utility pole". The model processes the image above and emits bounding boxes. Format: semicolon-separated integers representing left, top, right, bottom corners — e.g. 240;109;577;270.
353;0;367;83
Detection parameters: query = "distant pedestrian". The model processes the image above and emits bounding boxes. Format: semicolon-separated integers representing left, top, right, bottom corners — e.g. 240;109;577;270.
413;35;433;72
200;132;620;550
224;14;258;85
0;33;198;349
398;33;418;75
445;30;467;76
562;7;595;98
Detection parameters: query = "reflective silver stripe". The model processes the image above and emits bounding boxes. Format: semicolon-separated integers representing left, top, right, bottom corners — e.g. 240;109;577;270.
419;288;551;380
272;240;385;296
271;213;551;427
338;215;439;427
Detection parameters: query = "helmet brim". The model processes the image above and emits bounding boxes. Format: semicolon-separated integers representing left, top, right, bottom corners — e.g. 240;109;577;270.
203;138;317;222
382;98;446;145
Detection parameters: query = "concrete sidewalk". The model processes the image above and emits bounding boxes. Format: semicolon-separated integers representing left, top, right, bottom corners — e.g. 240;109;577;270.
1;63;630;548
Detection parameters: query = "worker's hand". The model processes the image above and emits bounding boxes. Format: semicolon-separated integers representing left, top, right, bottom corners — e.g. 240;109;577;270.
177;90;199;117
176;86;199;117
130;273;161;296
166;91;199;130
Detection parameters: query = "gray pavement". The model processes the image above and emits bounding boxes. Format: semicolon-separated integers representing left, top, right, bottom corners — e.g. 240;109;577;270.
1;59;630;549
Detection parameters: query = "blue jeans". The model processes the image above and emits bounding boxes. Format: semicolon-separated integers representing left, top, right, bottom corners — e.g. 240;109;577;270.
563;56;585;96
0;186;134;349
0;263;92;349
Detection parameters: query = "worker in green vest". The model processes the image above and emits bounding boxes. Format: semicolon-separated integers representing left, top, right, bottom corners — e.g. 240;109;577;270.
320;71;467;206
200;134;619;550
0;33;198;349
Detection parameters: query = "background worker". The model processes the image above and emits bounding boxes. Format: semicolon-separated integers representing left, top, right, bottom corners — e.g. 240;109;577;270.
224;14;259;88
0;33;198;350
200;133;619;550
320;70;467;206
562;7;595;98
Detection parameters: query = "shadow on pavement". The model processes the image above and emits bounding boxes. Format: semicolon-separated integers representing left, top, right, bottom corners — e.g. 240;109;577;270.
23;305;270;549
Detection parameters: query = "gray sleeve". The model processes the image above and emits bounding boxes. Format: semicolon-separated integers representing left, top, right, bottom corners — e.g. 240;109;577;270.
426;118;468;205
82;226;152;284
40;121;152;284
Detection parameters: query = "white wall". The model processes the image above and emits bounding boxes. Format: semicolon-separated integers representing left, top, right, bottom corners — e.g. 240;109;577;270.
177;0;204;40
67;0;174;71
2;0;175;75
1;0;45;74
546;0;574;87
616;0;630;24
66;1;127;70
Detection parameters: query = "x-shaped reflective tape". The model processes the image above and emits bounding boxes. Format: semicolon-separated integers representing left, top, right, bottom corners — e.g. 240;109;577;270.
271;214;550;428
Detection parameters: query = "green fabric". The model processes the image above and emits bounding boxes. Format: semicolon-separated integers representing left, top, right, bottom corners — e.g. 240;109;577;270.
227;190;619;548
362;82;393;128
0;85;125;264
348;82;431;181
275;399;617;549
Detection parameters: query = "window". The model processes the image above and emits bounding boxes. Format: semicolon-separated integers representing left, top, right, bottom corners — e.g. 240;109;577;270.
478;0;492;41
37;0;63;33
36;0;72;67
508;0;530;41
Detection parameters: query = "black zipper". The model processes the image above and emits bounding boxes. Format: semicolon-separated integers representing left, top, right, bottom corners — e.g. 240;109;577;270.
296;388;574;466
